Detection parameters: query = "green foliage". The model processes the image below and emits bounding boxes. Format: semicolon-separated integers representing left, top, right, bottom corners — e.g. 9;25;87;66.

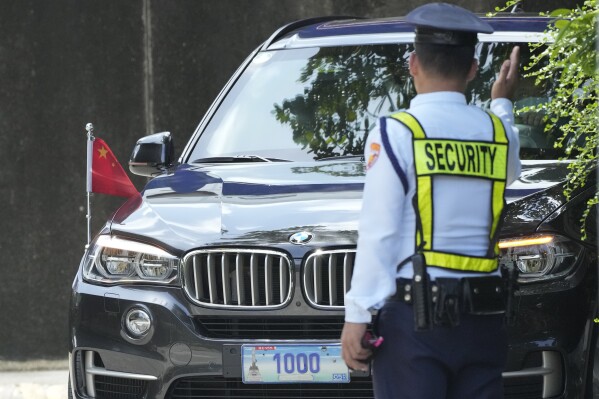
489;0;522;15
523;1;598;237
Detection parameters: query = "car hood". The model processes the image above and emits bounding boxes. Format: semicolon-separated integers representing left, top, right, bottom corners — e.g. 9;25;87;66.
110;160;569;256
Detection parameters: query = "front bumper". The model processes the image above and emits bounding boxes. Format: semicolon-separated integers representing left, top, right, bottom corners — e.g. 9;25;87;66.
69;254;596;399
69;271;372;398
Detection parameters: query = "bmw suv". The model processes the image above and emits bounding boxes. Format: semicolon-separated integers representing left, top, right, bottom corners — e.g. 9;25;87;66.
68;14;598;398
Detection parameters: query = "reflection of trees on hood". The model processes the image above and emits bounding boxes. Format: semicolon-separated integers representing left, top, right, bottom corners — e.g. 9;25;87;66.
291;162;366;178
274;45;415;160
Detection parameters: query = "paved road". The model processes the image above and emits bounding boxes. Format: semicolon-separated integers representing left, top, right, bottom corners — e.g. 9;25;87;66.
0;370;68;399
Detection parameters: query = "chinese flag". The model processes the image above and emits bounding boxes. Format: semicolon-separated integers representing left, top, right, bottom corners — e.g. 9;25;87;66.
89;138;138;198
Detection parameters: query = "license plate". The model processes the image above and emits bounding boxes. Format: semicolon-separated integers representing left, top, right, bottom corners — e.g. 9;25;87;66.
241;344;350;384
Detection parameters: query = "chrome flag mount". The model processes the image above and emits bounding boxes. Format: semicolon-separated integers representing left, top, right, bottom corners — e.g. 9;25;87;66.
85;123;139;247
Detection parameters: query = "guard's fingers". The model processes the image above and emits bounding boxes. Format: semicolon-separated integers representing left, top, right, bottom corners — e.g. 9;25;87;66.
342;347;361;370
497;59;511;83
506;46;520;81
342;339;371;371
344;355;370;371
346;338;371;361
353;347;372;361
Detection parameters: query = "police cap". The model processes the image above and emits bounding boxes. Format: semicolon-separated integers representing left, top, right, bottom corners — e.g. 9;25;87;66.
405;3;493;46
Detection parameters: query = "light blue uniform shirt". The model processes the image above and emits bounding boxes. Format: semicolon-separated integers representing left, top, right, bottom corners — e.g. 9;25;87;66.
344;92;521;323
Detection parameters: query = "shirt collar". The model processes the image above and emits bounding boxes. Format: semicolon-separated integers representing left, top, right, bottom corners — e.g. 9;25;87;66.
410;91;467;107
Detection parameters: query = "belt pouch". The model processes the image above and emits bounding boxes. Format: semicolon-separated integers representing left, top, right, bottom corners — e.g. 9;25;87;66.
462;277;506;315
433;278;461;327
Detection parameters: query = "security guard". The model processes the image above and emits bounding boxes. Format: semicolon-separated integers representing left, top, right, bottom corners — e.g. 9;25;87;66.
341;3;521;398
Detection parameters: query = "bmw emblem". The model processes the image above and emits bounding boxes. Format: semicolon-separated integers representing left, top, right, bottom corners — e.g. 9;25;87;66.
289;231;314;245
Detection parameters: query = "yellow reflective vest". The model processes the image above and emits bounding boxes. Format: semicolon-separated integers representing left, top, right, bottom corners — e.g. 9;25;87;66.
389;111;509;273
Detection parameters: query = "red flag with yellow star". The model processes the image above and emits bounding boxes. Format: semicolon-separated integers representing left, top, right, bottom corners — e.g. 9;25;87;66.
89;138;138;198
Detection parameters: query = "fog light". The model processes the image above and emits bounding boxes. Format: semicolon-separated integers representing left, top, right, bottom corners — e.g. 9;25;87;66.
125;309;151;337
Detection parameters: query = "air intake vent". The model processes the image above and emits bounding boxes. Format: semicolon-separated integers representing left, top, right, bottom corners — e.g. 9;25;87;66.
194;316;345;339
182;249;293;309
303;249;355;309
168;376;374;398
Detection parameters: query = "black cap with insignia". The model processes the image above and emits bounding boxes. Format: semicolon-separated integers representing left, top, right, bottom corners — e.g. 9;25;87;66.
405;3;494;46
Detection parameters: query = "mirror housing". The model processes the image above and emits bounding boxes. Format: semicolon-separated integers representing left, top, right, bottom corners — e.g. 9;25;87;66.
129;132;174;177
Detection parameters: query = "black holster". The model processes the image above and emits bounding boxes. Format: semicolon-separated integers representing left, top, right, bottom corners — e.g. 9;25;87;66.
501;260;520;326
411;253;433;331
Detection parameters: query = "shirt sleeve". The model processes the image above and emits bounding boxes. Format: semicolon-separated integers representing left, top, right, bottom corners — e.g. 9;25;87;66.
344;120;408;323
491;98;521;185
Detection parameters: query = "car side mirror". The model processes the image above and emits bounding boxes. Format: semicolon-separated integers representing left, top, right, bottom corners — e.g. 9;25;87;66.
129;132;174;177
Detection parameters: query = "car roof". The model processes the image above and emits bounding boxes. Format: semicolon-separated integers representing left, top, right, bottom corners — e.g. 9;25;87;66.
297;16;549;38
266;15;551;49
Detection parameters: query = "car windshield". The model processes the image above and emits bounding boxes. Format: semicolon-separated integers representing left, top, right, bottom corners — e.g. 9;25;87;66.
189;42;562;162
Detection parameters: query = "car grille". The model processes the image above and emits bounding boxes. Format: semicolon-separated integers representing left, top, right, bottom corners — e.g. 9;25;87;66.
94;376;147;399
182;249;293;309
303;249;355;309
167;377;373;399
194;316;345;339
167;376;541;398
503;376;543;399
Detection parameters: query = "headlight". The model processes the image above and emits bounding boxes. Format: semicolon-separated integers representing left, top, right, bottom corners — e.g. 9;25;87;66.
498;234;583;281
83;236;180;285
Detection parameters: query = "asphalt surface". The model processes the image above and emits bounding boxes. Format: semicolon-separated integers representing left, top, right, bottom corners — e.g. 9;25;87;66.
0;367;68;399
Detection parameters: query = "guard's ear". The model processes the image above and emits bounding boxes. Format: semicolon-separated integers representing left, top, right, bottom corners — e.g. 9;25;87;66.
409;52;419;77
466;59;478;82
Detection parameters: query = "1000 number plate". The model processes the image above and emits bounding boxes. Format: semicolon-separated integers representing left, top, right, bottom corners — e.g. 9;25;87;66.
241;344;350;384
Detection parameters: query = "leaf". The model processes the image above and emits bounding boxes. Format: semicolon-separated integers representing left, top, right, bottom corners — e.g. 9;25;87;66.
549;8;572;17
553;19;570;29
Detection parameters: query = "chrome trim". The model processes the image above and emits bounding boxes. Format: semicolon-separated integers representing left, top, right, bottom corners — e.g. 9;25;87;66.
265;255;272;305
222;253;231;305
250;253;259;306
68;352;75;398
279;256;287;303
303;249;356;309
269;31;548;50
502;367;552;378
86;366;158;381
236;254;245;305
502;351;563;398
182;248;294;309
85;351;95;397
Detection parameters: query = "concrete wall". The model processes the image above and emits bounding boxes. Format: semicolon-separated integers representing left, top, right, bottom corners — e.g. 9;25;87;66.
0;0;581;360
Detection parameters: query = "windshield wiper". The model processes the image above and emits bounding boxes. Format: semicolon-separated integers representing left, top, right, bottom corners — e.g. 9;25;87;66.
192;155;291;164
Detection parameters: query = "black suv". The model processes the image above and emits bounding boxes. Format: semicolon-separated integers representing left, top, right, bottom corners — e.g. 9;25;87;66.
68;14;598;398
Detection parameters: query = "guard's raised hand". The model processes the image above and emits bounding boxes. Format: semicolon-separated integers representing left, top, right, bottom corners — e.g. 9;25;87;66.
492;46;520;100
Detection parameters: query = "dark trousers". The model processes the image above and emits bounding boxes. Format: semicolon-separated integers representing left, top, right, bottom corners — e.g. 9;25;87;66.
372;301;507;399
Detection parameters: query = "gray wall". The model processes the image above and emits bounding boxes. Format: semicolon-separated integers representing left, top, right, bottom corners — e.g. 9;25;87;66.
0;0;580;360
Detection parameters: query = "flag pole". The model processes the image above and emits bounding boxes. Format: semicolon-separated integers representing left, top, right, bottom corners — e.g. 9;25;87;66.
85;123;94;249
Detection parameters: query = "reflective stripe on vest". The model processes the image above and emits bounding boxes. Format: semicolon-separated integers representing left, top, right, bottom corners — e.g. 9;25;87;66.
390;111;508;273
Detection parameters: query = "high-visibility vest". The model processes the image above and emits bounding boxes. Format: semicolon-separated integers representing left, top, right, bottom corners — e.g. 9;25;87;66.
389;111;509;273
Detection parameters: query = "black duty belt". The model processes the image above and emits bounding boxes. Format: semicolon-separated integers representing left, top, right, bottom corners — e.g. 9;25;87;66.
389;276;507;327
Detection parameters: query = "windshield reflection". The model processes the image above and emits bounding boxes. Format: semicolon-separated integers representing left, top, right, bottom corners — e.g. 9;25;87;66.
190;42;563;163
